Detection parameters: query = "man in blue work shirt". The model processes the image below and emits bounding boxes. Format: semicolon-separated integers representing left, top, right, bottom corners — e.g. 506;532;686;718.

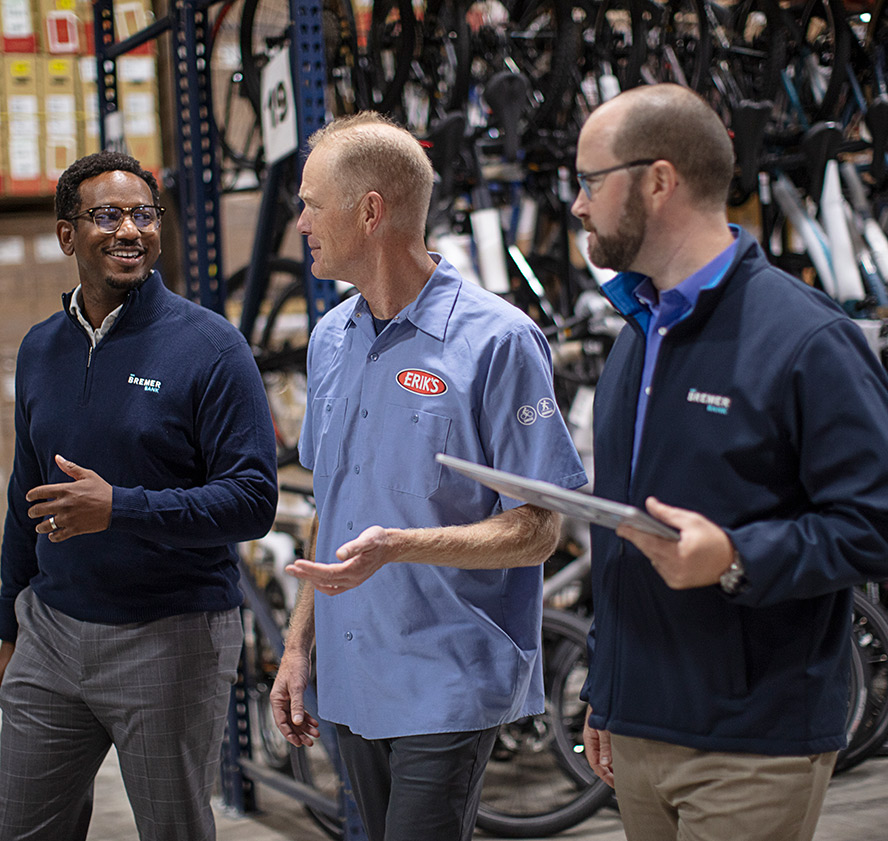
270;112;587;841
572;83;888;841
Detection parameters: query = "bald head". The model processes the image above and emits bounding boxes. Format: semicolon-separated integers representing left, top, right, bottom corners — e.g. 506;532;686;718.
307;112;434;239
584;84;735;210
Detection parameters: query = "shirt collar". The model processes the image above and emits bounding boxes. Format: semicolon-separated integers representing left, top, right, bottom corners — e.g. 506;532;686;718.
348;253;460;342
69;284;125;347
603;226;740;326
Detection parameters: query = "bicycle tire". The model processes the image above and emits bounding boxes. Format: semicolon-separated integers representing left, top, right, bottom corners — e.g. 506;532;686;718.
475;608;612;838
636;0;712;92
290;726;345;840
208;0;265;178
398;0;471;132
835;589;888;773
228;258;309;465
242;581;295;774
771;0;850;133
705;0;786;126
363;0;418;115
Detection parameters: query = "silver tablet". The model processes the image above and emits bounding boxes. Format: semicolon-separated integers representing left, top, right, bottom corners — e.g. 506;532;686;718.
436;453;679;541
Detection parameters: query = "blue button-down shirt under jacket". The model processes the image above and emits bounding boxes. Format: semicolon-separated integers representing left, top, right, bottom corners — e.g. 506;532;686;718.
299;255;588;738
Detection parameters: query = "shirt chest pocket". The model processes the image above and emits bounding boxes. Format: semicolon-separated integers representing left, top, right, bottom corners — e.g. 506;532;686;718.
378;405;452;498
311;396;348;477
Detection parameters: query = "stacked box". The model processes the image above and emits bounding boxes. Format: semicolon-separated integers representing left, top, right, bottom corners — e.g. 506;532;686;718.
3;54;44;196
78;54;99;156
1;0;37;52
43;55;79;187
0;0;162;195
39;0;83;54
118;53;161;175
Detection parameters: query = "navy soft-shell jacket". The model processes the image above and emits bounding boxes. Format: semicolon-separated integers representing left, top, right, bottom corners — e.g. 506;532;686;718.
583;227;888;755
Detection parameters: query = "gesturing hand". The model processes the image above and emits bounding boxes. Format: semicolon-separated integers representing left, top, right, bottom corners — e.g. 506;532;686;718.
286;525;392;595
26;454;113;542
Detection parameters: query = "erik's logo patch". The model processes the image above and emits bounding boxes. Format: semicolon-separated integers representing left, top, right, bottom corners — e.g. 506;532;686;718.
128;373;162;394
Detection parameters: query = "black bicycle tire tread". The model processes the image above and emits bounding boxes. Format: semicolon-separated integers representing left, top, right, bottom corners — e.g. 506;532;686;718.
834;590;888;773
475;608;610;838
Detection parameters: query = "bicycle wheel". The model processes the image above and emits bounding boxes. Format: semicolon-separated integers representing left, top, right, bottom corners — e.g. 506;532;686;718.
227;258;309;465
239;0;376;120
770;0;850;134
242;580;293;774
290;697;346;840
398;0;471;133
461;0;579;132
705;0;786;127
636;0;712;92
207;0;265;184
362;0;418;114
475;608;613;838
835;589;888;773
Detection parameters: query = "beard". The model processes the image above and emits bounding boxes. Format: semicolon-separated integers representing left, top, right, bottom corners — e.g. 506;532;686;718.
105;272;150;292
587;178;646;272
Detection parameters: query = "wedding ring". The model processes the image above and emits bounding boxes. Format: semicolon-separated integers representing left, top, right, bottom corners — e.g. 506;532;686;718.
49;516;58;531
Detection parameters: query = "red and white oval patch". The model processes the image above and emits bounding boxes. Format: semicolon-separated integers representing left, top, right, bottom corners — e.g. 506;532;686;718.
396;369;448;396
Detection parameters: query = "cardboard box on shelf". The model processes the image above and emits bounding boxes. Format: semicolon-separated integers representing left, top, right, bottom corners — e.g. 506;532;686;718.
77;55;99;156
118;54;161;175
1;0;37;53
39;0;83;54
2;54;44;196
112;0;154;55
42;55;79;188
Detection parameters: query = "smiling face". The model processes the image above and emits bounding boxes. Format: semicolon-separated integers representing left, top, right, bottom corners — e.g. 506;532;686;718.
57;170;161;308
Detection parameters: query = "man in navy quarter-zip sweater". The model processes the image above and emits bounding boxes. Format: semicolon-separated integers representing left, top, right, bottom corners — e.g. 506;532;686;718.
572;84;888;841
0;151;278;841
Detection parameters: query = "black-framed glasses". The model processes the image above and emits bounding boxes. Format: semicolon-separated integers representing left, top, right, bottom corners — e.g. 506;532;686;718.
70;205;165;234
576;159;658;200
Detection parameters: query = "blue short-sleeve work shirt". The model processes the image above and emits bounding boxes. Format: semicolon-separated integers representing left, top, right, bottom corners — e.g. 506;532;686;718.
299;255;587;738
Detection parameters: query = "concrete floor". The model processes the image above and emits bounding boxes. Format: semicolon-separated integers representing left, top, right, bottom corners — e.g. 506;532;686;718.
82;747;888;841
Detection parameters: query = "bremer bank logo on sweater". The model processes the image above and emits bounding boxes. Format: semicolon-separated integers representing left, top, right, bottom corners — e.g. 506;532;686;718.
129;373;162;394
686;388;731;415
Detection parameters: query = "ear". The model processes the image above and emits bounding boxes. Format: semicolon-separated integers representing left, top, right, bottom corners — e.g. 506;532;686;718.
646;160;680;212
56;219;75;257
360;191;385;235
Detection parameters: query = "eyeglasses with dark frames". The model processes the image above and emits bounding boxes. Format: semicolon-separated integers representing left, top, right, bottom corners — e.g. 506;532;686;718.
70;205;165;234
576;159;658;200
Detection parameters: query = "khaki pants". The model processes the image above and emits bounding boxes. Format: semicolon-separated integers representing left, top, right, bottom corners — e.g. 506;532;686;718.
611;734;837;841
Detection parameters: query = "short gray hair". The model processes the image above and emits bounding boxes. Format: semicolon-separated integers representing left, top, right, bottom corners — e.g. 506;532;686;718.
308;112;434;238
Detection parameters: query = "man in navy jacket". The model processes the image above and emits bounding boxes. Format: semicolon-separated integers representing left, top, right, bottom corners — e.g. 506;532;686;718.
572;83;888;841
0;151;277;840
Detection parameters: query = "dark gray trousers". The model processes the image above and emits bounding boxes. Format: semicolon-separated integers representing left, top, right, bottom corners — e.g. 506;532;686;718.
336;723;499;841
0;588;242;841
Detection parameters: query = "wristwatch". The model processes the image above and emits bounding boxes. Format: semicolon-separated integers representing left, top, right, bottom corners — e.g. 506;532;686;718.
719;549;749;596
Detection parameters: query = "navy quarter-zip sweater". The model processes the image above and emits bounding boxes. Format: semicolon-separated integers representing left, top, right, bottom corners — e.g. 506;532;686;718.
0;272;278;641
583;227;888;755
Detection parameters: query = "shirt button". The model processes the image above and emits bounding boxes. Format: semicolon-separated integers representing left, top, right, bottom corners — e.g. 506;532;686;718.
645;386;652;396
412;414;419;423
354;465;360;474
658;327;668;336
325;403;332;412
361;408;368;418
347;521;353;530
369;352;379;362
345;631;353;641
